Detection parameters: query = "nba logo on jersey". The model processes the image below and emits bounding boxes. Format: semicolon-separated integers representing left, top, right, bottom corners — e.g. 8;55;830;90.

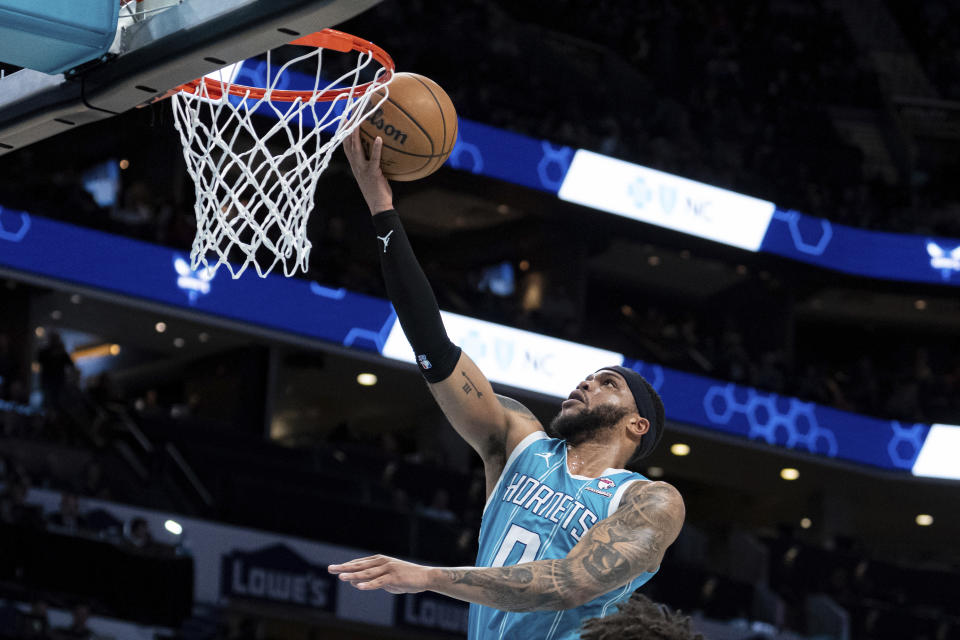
598;477;616;491
417;354;433;370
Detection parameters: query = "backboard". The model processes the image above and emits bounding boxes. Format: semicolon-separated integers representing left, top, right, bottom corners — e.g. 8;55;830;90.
0;0;383;155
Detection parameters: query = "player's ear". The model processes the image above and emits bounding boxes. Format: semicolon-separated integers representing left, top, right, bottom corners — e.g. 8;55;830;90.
628;415;650;440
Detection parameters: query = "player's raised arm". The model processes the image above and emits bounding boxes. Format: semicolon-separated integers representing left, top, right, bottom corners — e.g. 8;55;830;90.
343;130;542;472
329;480;685;611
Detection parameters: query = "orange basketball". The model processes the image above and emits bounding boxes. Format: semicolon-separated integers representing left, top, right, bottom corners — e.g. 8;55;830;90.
358;72;458;182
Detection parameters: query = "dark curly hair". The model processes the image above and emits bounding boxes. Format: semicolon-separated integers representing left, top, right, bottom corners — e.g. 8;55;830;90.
581;592;705;640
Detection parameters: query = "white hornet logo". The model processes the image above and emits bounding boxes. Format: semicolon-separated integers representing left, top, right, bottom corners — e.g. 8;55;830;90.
175;257;216;304
926;241;960;281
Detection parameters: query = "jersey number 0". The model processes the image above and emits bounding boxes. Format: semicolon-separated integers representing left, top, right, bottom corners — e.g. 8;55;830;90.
491;524;542;567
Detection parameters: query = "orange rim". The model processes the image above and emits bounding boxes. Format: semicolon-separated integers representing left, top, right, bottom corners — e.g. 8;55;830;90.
175;29;395;102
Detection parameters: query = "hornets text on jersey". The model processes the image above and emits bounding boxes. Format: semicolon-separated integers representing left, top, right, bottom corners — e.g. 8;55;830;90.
468;431;657;639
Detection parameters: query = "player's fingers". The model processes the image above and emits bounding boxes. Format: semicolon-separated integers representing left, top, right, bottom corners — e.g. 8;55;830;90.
336;565;389;582
341;553;382;564
369;136;383;167
328;555;385;573
357;575;393;590
343;129;361;166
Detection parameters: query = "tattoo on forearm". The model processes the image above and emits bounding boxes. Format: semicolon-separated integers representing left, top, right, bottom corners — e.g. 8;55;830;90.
461;371;484;397
445;561;576;611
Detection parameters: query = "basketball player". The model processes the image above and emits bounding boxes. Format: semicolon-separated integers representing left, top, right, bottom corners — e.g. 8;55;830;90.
329;131;685;639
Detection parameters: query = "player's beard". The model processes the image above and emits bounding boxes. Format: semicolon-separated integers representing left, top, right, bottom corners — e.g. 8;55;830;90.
547;404;632;446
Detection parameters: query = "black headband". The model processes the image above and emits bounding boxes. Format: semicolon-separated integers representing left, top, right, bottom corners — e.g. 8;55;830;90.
597;365;663;460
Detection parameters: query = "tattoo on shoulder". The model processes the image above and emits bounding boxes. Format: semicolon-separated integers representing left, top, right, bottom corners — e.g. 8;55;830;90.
496;395;539;421
575;481;685;586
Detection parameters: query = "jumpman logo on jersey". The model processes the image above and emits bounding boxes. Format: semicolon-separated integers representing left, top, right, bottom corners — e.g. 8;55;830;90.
534;452;554;467
377;230;394;253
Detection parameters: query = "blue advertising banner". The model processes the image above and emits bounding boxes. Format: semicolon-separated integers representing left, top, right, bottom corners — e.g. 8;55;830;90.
0;207;946;474
760;209;960;285
0;206;394;353
448;118;575;193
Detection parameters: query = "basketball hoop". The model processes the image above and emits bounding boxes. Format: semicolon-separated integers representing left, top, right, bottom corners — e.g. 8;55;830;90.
171;29;395;278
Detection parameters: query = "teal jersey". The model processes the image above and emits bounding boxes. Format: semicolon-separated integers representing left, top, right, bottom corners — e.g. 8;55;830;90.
468;431;657;639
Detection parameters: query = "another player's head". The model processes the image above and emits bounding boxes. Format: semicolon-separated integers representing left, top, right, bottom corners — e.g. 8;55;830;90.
580;593;703;640
547;366;664;467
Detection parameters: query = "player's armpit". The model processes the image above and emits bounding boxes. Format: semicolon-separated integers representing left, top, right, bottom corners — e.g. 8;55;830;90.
563;480;685;606
426;351;543;472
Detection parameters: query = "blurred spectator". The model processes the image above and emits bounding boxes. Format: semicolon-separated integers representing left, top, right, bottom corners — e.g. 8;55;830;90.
170;392;201;420
83;507;124;539
20;599;51;639
125;516;154;549
76;460;110;501
134;388;164;418
417;488;457;523
37;332;76;413
0;479;44;528
51;603;92;640
47;492;89;534
85;372;119;406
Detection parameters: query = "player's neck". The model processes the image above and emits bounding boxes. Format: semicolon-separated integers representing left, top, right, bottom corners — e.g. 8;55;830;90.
566;438;624;478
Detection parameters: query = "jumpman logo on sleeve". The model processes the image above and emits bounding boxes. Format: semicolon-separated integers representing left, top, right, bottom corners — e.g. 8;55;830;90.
377;230;394;253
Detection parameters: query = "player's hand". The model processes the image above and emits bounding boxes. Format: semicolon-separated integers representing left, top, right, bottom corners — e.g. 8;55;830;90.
343;128;394;216
329;554;432;594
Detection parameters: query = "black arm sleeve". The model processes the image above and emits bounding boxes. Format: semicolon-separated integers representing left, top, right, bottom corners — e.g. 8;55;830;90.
371;210;461;383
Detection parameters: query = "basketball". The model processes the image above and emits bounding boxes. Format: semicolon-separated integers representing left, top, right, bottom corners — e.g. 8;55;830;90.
358;72;458;181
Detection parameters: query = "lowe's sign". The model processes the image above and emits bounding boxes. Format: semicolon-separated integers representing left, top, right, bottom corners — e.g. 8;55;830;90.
220;543;336;612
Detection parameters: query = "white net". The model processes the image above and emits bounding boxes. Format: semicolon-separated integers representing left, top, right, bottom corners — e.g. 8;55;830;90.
171;42;392;278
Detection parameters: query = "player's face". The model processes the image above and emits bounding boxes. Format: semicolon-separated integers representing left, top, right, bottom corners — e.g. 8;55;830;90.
547;370;638;444
560;370;634;415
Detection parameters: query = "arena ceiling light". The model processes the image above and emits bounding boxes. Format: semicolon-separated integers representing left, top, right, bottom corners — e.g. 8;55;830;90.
800;518;812;529
780;468;800;481
669;443;690;457
71;343;122;361
164;519;183;535
356;373;378;386
915;514;934;527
